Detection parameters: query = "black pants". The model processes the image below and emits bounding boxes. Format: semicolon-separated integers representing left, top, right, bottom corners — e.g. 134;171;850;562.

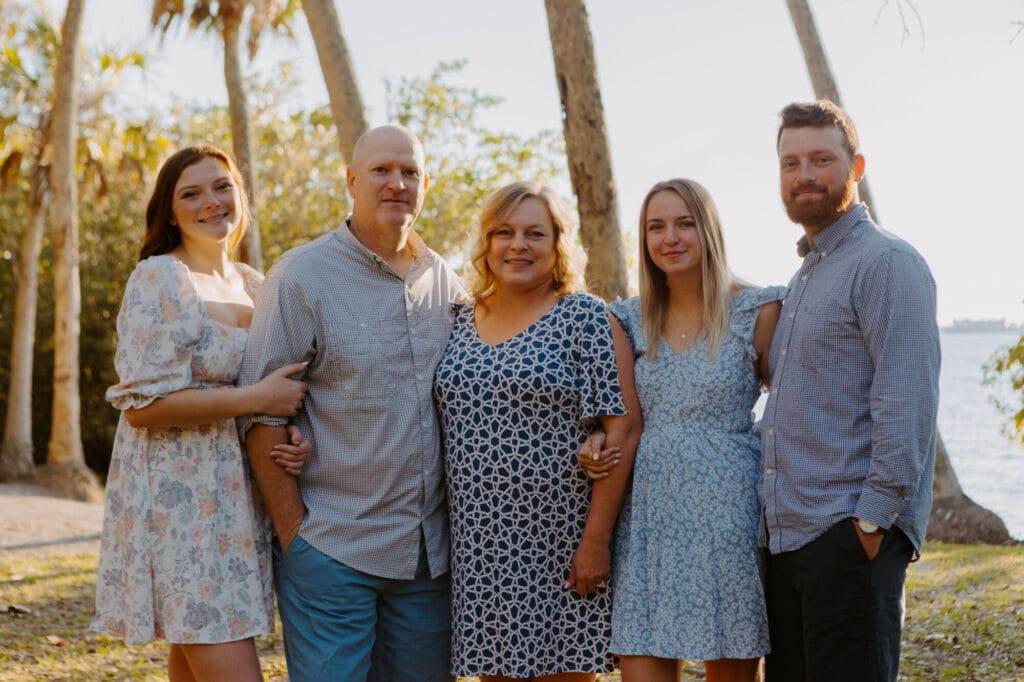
764;519;913;682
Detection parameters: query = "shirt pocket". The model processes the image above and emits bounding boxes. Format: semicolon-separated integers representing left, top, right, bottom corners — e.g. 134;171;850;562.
796;299;857;359
324;317;408;401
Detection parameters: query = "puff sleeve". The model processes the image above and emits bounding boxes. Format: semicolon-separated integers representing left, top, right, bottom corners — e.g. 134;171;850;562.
105;257;203;410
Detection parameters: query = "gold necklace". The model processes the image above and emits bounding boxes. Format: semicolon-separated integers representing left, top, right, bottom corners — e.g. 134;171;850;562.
667;307;702;340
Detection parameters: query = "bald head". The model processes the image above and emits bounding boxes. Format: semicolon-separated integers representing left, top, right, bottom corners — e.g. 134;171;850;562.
347;125;429;237
351;125;424;169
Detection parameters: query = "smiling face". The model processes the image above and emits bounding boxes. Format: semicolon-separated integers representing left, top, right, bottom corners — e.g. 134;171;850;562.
778;125;864;231
486;196;559;293
644;189;703;278
170;156;241;249
347;126;428;235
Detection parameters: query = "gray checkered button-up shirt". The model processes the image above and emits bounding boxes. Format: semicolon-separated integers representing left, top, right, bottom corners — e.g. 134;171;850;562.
760;203;940;556
239;221;466;580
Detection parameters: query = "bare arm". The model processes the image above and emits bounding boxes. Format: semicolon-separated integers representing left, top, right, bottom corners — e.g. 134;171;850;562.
124;362;308;429
246;423;306;551
753;300;782;387
570;317;643;595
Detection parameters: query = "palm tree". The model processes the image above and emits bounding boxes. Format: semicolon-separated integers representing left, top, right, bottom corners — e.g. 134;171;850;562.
543;0;627;301
151;0;299;271
42;0;101;500
784;0;1010;544
301;0;368;163
784;0;878;213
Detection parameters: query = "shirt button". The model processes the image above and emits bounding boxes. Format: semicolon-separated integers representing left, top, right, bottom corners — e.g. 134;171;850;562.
800;274;808;281
767;427;775;436
765;467;776;476
788;312;795;319
781;350;787;357
421;419;430;428
415;373;424;381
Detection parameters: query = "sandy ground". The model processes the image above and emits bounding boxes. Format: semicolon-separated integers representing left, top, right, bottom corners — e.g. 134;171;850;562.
0;483;104;555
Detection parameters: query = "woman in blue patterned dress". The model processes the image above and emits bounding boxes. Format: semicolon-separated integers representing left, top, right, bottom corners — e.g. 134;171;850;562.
433;182;642;681
582;179;784;682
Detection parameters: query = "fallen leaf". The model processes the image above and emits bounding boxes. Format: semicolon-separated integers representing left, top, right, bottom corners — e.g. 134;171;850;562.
45;635;65;646
4;604;30;616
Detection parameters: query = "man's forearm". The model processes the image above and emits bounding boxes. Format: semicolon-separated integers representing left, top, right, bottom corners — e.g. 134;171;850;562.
245;423;305;547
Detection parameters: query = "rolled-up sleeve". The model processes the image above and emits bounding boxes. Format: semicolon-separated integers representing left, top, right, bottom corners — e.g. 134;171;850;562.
853;248;941;528
237;259;318;437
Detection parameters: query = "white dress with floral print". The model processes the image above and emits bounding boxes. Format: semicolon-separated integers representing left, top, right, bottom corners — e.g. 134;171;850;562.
91;255;274;645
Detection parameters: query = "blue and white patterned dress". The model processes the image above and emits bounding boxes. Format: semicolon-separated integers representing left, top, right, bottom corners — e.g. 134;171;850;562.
609;286;786;660
434;292;627;678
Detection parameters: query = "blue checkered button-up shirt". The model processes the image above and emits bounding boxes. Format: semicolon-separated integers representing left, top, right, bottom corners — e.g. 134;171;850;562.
760;203;940;556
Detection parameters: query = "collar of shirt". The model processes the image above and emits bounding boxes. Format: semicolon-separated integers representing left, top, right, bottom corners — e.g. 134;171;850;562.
336;216;434;273
796;202;869;258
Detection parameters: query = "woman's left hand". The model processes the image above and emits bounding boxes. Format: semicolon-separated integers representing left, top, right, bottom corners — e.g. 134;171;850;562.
272;424;312;476
566;538;610;597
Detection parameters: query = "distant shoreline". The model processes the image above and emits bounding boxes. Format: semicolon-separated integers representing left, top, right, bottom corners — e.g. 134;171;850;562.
941;321;1023;334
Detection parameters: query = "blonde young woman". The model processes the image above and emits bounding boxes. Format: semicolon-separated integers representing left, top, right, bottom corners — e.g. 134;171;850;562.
92;146;310;681
582;179;784;682
433;182;642;681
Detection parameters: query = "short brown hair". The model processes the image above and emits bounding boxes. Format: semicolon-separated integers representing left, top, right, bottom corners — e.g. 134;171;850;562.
776;100;860;158
140;145;249;261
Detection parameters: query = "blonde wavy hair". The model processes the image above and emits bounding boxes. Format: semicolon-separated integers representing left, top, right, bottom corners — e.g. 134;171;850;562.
638;179;743;361
468;182;587;302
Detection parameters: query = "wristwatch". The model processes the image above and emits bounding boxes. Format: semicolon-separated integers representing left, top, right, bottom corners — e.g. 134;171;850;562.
856;518;882;534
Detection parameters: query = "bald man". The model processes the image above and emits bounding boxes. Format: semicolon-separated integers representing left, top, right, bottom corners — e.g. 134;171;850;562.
239;126;464;681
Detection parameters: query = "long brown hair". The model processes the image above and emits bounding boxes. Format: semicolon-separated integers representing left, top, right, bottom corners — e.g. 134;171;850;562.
638;179;741;361
140;145;249;261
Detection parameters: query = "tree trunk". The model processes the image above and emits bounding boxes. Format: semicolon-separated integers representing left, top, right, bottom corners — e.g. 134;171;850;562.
222;13;263;271
784;0;877;213
301;0;369;163
42;0;100;502
544;0;627;301
785;0;1011;543
0;185;46;480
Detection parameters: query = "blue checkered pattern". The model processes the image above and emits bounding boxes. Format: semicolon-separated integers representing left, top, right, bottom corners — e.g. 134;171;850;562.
760;203;940;556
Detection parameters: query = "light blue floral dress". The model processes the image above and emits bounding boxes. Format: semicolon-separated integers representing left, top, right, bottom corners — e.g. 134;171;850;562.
609;286;786;660
92;255;274;645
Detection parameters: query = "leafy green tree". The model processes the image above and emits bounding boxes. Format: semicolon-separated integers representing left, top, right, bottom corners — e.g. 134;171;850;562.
986;331;1024;445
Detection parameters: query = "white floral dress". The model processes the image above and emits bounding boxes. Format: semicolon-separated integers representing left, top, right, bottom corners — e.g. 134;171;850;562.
92;255;274;645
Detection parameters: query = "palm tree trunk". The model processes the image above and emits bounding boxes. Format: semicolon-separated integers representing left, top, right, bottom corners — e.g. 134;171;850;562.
784;0;877;212
544;0;627;301
301;0;368;163
0;185;46;480
222;12;263;271
44;0;100;501
785;0;1009;543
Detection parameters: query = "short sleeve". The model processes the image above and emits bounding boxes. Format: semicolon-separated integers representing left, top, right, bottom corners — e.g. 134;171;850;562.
609;296;645;355
729;285;787;362
574;295;628;423
105;257;203;410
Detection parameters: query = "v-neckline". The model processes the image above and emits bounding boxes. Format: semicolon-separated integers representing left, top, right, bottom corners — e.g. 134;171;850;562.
471;296;565;349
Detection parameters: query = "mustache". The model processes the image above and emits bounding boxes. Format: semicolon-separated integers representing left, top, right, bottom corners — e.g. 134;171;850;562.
791;183;828;197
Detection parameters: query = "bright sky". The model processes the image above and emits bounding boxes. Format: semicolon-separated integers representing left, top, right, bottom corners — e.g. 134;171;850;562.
63;0;1024;324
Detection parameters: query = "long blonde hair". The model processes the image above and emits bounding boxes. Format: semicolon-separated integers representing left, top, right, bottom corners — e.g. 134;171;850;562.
638;179;740;361
468;182;587;302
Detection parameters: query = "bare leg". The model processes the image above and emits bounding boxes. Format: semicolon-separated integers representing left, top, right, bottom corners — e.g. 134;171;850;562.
705;657;761;682
168;644;196;682
179;638;262;682
620;655;679;682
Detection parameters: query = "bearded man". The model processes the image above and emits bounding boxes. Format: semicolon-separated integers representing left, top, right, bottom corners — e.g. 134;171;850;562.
758;100;940;682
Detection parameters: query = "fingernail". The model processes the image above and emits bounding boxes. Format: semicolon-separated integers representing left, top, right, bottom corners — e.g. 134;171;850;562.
563;581;571;588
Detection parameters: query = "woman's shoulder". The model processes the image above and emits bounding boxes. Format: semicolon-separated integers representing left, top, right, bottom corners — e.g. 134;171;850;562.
731;284;787;313
128;254;192;290
609;295;640;320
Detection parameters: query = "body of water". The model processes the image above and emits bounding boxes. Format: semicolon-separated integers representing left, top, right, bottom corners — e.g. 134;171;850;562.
938;331;1023;540
754;331;1024;540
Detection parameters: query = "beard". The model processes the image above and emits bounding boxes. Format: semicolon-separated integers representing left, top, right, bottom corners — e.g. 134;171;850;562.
782;168;858;229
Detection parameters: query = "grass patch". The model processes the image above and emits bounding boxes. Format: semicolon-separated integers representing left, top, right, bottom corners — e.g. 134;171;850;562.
1;543;1021;681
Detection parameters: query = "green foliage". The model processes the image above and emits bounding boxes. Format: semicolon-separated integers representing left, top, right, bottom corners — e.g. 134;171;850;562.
388;61;566;258
985;330;1024;445
0;59;564;474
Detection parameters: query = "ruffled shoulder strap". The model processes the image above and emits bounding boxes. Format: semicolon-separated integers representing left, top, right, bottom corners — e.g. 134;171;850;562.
234;261;265;302
609;296;646;355
729;284;787;342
